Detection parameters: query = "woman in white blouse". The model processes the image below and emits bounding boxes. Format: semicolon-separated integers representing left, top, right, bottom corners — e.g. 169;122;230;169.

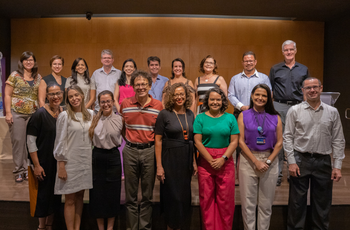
88;90;123;230
54;85;93;230
65;58;96;109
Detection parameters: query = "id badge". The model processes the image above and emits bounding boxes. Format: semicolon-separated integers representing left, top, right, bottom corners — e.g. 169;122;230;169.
256;137;266;145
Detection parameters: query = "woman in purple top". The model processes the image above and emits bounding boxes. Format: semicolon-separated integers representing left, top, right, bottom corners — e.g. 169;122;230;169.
237;84;282;230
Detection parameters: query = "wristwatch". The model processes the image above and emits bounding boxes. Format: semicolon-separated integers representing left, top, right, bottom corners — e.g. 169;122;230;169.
222;155;228;161
265;159;271;166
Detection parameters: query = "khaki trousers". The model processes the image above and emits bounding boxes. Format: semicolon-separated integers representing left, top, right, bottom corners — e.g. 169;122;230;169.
239;151;278;230
9;110;31;174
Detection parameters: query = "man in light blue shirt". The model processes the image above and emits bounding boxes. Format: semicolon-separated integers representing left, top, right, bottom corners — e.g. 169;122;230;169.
228;51;272;114
228;51;272;181
91;49;121;112
147;56;168;101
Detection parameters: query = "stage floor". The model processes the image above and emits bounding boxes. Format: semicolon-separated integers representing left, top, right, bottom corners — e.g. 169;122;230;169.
0;147;349;205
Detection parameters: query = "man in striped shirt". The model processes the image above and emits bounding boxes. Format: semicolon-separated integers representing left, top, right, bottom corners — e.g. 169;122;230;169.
120;70;163;230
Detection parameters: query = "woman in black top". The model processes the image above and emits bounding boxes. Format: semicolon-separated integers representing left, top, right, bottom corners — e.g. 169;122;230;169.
155;82;198;230
38;55;66;107
27;82;63;230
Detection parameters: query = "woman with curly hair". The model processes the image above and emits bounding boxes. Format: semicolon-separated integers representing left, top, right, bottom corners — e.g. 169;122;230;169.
155;82;198;230
193;87;239;230
65;58;96;109
194;55;228;114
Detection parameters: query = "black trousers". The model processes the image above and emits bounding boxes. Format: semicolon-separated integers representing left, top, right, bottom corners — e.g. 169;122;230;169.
287;150;333;230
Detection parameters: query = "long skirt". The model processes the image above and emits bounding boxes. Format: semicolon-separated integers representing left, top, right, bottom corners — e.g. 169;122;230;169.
160;139;193;229
89;146;122;218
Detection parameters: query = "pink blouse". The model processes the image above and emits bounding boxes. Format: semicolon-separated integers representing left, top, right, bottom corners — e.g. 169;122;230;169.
119;84;135;105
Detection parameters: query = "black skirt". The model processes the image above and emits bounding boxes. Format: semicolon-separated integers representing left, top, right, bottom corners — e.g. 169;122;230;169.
160;139;193;229
89;147;122;218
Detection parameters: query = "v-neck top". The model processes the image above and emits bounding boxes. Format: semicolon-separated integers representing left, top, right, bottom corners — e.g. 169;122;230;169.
6;71;42;114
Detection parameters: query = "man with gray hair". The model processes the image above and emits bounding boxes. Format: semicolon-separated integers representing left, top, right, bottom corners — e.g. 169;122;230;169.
269;40;309;186
284;77;345;229
91;49;122;112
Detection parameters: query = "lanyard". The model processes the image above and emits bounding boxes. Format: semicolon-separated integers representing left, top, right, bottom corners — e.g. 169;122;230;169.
254;111;266;137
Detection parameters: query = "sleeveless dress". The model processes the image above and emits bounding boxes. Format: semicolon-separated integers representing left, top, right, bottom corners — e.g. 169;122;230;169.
196;75;220;114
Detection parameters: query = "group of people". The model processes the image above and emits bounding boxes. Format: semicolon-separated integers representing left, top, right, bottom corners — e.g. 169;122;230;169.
3;39;345;230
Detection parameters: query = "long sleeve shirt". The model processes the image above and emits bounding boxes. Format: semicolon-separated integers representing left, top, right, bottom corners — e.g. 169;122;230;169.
283;101;345;169
228;70;271;110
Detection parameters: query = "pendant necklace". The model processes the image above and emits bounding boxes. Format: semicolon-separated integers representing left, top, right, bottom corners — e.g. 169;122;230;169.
174;110;189;140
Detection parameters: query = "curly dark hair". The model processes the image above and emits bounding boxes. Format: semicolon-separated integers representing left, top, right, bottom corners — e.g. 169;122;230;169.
199;55;218;74
165;82;193;111
202;87;228;113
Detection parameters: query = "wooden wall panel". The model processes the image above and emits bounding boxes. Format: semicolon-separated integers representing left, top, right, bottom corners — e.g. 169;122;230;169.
11;17;324;112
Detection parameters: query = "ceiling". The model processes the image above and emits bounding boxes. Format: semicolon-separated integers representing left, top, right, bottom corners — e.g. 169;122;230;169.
1;0;349;21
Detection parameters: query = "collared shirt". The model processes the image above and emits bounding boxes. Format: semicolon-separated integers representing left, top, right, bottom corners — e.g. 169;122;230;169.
283;101;345;169
269;61;309;101
228;70;272;110
148;74;168;101
91;66;122;111
120;95;163;143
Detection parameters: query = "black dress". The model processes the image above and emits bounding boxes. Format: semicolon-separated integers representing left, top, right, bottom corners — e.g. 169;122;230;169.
155;109;195;229
27;107;62;217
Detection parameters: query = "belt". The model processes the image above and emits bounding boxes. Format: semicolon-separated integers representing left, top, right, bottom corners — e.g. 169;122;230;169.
126;140;155;149
275;100;301;105
295;150;327;158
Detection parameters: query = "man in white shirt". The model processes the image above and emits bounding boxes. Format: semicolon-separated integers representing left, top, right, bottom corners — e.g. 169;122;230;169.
283;77;345;230
91;49;122;112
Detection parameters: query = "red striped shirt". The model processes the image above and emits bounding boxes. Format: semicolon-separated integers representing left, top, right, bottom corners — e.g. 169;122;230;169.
121;95;163;143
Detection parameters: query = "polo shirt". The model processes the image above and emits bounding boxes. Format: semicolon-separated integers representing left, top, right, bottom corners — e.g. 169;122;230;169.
121;95;163;143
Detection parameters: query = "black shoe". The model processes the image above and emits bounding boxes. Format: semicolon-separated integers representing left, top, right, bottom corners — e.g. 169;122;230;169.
276;178;282;186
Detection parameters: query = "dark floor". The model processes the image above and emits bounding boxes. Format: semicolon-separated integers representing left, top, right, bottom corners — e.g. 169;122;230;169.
1;201;349;230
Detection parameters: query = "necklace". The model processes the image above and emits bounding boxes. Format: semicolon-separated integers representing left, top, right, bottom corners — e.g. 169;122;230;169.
204;74;213;82
173;110;189;140
76;114;86;141
45;104;59;119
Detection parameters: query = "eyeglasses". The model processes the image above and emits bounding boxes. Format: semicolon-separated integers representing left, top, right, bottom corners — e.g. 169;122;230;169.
100;100;113;105
243;60;255;63
134;83;148;89
173;93;185;98
47;91;63;97
204;61;215;65
303;85;321;91
24;59;34;63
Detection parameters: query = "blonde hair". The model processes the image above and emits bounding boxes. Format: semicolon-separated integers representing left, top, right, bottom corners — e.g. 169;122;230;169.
65;85;91;122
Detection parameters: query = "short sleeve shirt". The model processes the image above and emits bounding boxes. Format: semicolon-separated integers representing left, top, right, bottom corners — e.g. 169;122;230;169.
193;112;240;148
6;71;42;114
